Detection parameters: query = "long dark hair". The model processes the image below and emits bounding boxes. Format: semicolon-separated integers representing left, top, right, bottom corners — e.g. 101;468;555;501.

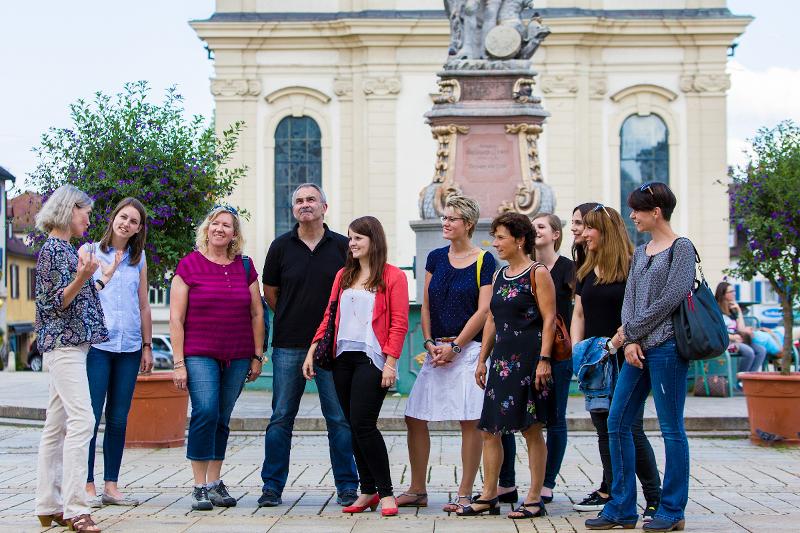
340;216;388;292
99;197;147;265
571;202;599;271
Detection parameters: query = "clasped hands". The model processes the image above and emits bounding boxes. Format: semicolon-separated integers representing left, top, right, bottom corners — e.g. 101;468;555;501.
427;343;456;367
615;326;646;369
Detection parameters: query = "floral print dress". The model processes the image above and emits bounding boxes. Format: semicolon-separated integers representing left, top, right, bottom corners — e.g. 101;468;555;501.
478;263;553;434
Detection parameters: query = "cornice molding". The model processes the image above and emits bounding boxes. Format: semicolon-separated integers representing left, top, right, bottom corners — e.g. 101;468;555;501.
265;86;330;104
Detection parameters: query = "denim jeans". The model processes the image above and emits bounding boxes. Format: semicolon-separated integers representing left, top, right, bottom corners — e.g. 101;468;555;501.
86;347;142;483
602;339;689;525
590;403;661;502
185;356;250;461
261;347;358;495
498;357;572;489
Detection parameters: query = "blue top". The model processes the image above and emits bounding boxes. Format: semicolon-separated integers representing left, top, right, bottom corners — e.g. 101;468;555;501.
35;237;108;353
84;243;146;353
426;246;496;341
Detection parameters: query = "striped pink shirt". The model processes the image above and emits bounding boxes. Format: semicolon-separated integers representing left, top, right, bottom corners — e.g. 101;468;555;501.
176;251;258;362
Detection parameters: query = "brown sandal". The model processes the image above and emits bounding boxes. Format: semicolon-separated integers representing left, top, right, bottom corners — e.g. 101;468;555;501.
66;514;101;532
396;492;428;507
37;513;67;527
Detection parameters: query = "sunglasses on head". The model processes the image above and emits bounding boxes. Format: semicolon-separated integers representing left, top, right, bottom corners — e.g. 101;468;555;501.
639;183;655;196
592;203;611;218
213;204;238;216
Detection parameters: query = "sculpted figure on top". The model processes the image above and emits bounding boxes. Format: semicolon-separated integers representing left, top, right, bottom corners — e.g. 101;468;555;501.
444;0;550;67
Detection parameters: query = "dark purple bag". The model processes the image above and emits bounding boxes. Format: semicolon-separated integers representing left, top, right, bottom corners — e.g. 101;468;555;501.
312;299;338;370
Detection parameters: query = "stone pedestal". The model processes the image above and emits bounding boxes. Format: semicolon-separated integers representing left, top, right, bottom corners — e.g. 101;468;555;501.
409;218;499;303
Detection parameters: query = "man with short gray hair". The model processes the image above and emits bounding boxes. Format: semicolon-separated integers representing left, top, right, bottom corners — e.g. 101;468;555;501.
258;183;358;507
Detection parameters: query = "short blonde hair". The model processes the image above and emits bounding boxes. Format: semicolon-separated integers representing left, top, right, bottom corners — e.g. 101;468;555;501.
445;194;480;237
35;184;93;233
195;206;245;259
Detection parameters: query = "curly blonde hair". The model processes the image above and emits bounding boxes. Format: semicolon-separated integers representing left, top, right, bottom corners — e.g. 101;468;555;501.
195;206;245;259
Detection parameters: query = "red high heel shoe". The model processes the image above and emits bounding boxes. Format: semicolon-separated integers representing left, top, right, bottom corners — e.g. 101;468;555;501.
381;504;399;517
342;493;379;514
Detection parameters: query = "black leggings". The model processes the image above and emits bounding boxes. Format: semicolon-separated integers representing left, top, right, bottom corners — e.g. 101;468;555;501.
590;402;661;502
333;351;392;497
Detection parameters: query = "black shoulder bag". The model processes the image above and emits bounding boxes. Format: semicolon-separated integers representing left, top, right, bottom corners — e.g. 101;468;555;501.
243;256;270;354
667;239;729;361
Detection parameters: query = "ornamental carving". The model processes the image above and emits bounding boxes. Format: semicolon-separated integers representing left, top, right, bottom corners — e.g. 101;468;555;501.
512;78;537;103
499;123;555;216
539;74;578;95
589;76;608;99
362;76;402;97
433;79;462;104
680;74;731;93
418;124;470;219
333;78;353;100
210;79;262;98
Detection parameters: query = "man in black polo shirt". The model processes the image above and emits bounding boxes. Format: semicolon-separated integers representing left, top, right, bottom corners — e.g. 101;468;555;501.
258;183;358;507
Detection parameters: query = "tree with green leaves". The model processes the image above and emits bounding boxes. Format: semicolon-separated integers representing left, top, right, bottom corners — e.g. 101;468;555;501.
728;119;800;375
29;80;246;287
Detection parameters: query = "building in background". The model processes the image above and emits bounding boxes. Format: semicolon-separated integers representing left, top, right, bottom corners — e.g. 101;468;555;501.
192;0;751;290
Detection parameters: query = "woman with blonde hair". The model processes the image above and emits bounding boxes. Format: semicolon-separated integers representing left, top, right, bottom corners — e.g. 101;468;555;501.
399;195;496;512
34;184;109;532
572;204;662;519
170;205;265;511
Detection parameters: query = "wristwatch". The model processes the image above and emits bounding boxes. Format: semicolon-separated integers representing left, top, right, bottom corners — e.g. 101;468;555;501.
142;342;152;349
606;339;618;354
450;341;462;354
423;339;435;349
251;354;264;363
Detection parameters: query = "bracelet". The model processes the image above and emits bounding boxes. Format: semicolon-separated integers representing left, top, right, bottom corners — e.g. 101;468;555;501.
423;339;435;348
383;364;397;374
540;355;551;361
251;354;264;363
143;342;152;349
173;361;185;369
95;279;105;290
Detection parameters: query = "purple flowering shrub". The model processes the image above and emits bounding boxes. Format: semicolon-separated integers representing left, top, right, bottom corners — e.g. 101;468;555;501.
728;120;800;375
28;81;247;287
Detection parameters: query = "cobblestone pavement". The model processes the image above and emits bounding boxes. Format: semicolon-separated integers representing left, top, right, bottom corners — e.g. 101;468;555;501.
1;426;798;532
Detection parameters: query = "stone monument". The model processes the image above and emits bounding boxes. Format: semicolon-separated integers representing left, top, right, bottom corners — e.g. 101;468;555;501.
410;0;554;302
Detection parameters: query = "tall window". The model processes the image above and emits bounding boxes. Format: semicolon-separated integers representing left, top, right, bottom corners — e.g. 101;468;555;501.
620;114;669;245
26;267;36;300
9;264;19;299
274;116;322;236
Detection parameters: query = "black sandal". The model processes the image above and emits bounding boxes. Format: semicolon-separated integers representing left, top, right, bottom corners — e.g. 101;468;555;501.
508;500;547;519
456;496;500;516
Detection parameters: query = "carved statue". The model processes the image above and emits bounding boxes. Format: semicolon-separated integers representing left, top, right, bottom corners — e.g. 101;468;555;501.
444;0;550;65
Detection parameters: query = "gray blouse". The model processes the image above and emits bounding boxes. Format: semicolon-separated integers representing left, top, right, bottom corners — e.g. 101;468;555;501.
621;237;696;351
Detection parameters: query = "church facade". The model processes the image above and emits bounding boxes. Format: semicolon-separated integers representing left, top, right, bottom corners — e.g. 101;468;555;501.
191;0;751;287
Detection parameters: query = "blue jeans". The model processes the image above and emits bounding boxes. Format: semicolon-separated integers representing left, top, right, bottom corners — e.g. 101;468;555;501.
602;339;689;525
261;347;358;495
498;357;572;489
86;347;141;483
185;356;250;461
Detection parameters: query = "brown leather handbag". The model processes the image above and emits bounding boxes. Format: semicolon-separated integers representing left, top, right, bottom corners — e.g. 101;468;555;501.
530;264;572;361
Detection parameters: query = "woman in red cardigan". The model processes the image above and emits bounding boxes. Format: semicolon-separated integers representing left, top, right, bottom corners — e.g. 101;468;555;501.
303;216;409;517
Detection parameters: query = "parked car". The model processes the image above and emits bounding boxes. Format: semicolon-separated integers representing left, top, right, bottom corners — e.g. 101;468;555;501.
152;348;174;370
26;343;43;372
152;334;173;355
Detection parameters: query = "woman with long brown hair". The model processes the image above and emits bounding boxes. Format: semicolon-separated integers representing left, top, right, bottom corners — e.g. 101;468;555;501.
303;216;409;517
571;205;661;519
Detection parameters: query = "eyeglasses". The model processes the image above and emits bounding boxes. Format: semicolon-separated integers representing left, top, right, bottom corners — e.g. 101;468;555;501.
592;204;611;218
213;204;239;216
639;183;655;196
440;215;465;223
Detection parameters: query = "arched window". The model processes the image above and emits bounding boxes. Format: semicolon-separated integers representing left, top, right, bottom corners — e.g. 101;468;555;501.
620;114;669;245
274;116;322;236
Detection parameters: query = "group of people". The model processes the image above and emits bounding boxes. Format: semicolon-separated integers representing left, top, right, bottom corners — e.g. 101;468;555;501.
33;179;695;533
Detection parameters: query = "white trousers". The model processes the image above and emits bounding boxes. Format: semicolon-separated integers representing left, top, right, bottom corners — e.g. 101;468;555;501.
35;344;95;519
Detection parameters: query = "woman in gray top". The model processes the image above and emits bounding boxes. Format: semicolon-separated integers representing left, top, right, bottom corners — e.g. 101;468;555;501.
586;182;695;533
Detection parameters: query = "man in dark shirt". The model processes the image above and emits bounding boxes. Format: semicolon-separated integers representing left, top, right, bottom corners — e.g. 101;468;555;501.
258;184;358;507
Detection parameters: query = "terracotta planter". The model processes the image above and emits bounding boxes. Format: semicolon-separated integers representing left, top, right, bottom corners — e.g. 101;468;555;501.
125;372;188;448
739;371;800;445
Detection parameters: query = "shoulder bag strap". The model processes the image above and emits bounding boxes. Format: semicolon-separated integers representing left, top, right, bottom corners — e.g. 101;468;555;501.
476;250;486;289
242;255;251;284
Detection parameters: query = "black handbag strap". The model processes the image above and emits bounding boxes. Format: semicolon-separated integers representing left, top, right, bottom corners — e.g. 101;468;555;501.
667;237;705;284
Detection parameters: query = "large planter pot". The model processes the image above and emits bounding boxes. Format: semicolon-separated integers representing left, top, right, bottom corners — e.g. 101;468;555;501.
739;371;800;445
125;372;188;448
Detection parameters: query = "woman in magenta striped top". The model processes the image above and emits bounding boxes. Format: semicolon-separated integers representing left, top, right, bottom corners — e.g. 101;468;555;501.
170;205;265;511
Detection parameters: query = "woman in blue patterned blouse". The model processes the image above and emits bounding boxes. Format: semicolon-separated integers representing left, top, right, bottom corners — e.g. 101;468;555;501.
34;185;108;533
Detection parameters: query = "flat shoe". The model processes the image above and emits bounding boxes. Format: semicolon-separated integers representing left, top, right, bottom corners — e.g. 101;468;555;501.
88;495;103;509
101;493;140;506
643;518;685;531
508;500;547;519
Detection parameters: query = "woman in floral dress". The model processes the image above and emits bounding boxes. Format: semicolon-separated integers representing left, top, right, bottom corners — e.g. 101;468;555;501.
458;212;556;519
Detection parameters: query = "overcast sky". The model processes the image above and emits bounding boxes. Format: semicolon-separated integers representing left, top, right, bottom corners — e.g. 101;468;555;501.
0;0;797;193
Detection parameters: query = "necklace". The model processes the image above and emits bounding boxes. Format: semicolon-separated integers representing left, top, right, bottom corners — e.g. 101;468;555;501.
349;290;373;326
449;248;477;260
